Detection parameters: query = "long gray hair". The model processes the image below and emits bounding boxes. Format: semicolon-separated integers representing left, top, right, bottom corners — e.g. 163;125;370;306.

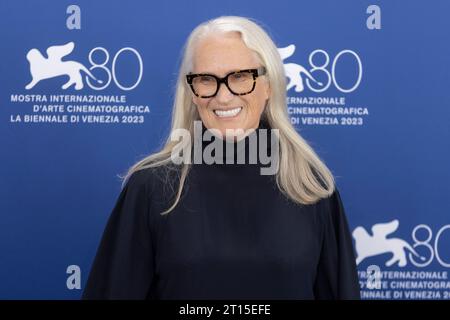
122;15;335;215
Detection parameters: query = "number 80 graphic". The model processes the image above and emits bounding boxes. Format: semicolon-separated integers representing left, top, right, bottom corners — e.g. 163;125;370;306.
410;224;450;268
85;47;143;91
305;49;363;93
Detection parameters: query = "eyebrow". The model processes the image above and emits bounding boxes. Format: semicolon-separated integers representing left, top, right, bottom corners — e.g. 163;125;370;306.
193;68;249;76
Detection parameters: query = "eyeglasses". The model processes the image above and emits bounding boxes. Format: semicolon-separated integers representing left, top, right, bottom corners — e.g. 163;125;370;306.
186;67;267;98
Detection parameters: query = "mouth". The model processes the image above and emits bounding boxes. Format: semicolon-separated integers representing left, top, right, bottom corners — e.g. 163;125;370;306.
213;107;243;118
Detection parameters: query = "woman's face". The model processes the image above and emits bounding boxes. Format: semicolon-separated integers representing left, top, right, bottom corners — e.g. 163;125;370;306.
190;32;270;138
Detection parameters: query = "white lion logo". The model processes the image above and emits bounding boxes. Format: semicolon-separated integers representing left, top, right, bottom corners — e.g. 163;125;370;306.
25;42;102;90
277;44;323;93
353;220;426;267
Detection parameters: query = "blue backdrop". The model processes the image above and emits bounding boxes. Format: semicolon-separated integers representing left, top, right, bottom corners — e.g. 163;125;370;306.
1;0;449;299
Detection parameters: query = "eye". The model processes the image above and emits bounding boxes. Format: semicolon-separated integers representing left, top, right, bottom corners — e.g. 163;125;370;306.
199;75;214;83
230;72;250;81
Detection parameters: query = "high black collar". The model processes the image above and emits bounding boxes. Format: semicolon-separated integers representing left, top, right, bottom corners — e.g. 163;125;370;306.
192;119;274;165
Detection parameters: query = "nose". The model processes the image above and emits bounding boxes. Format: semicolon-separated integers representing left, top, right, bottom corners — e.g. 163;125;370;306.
215;82;234;103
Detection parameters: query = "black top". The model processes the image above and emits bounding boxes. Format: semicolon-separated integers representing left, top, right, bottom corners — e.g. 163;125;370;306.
82;120;360;300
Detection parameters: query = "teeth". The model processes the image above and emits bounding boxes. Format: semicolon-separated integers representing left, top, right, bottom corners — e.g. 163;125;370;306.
214;107;242;118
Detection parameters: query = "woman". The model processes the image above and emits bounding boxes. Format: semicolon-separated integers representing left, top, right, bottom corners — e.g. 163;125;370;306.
82;16;360;300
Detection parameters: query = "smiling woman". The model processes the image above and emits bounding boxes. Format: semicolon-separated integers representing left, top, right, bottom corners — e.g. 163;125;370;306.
188;32;270;137
82;15;360;300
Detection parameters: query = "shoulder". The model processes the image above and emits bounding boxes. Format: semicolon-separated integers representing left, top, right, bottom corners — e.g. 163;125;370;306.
124;167;153;193
316;188;346;224
124;163;183;196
